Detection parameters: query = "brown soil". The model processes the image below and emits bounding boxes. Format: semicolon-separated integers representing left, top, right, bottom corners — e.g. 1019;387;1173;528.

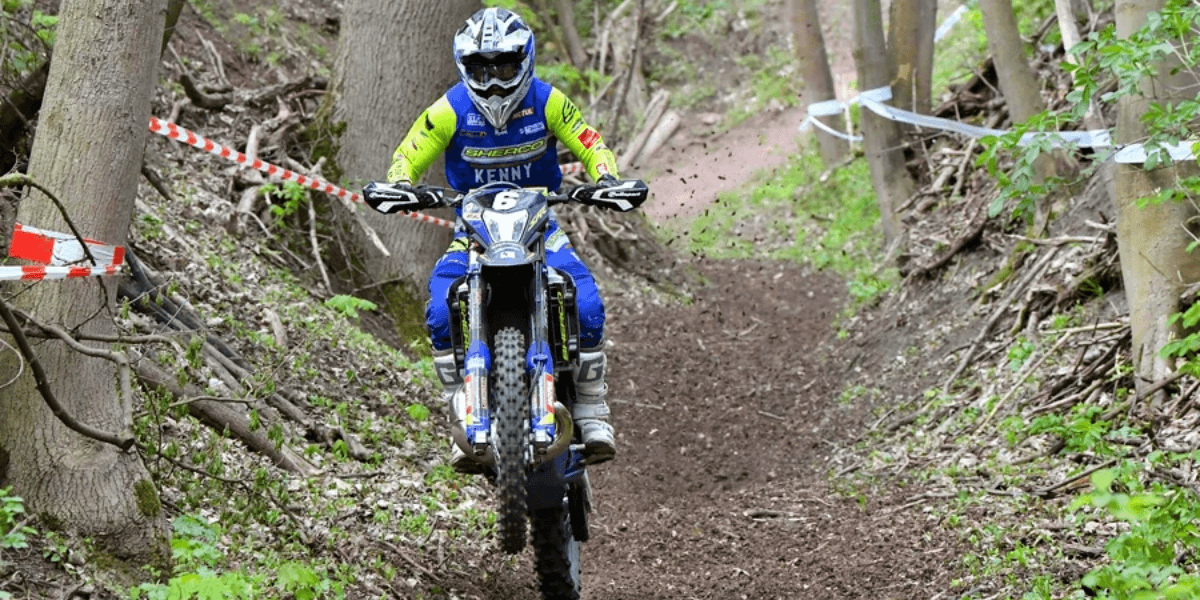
440;256;961;599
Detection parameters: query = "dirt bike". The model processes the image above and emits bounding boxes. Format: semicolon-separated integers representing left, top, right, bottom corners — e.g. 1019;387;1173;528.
362;177;649;600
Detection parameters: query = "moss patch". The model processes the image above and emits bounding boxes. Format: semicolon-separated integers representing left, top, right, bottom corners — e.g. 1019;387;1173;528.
134;479;161;519
381;280;432;356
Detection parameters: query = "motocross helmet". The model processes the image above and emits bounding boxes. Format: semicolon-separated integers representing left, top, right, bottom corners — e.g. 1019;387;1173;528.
453;8;535;129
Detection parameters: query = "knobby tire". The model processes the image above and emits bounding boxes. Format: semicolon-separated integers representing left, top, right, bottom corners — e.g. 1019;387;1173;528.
532;505;581;600
493;327;529;554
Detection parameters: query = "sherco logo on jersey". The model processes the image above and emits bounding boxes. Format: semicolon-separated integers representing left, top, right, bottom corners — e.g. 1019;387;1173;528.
462;138;548;166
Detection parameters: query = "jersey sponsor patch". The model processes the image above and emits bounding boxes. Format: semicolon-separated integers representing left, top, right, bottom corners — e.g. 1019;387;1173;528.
512;107;535;120
467;113;486;127
521;122;547;136
578;128;600;149
461;138;548;166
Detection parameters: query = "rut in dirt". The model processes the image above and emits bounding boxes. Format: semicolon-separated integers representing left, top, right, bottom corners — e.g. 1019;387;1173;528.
571;258;958;600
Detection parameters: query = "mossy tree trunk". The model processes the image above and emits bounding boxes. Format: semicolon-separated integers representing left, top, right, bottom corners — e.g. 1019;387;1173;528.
1113;0;1200;403
0;0;169;568
789;0;849;167
329;0;476;320
851;0;914;251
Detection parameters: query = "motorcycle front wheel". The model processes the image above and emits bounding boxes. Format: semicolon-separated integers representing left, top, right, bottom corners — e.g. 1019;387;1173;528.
532;503;581;600
492;326;529;554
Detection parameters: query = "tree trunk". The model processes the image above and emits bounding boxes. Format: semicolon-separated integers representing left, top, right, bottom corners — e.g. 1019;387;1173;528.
556;0;589;69
979;0;1058;230
978;0;1045;123
1056;0;1105;132
330;0;476;304
887;0;936;113
0;0;169;568
852;0;914;250
1112;0;1200;404
789;0;848;167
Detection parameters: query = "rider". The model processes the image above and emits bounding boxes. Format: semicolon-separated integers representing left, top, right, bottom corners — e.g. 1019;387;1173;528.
364;7;621;472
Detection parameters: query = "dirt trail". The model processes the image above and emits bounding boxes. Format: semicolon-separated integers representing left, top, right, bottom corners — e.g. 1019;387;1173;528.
458;108;961;597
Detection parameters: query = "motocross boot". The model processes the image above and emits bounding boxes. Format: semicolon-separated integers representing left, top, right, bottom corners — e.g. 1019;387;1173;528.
434;350;486;475
574;347;616;464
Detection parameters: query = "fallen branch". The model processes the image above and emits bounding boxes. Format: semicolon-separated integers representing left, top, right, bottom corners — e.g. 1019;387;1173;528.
942;248;1059;394
180;73;232;111
907;206;988;279
0;296;135;450
133;357;318;476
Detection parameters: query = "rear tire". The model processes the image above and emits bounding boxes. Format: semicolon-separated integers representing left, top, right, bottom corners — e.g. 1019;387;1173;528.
493;327;529;554
532;504;581;600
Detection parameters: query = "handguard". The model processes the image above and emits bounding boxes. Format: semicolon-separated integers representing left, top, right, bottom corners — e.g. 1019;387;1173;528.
570;179;649;212
362;181;444;214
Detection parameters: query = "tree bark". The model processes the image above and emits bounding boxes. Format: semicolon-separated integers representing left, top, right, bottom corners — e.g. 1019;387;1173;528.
330;0;477;304
556;0;590;69
1112;0;1200;403
852;0;914;250
0;0;169;568
789;0;849;167
887;0;937;113
978;0;1045;123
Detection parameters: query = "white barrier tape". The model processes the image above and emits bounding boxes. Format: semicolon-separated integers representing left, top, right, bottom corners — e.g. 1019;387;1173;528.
808;115;863;142
806;98;847;118
935;4;974;42
148;117;457;229
10;223;124;267
806;84;1193;164
0;264;122;281
1113;141;1197;164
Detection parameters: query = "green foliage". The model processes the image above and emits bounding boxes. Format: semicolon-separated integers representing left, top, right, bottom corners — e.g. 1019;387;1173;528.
323;295;377;319
406;403;431;422
1;1;56;78
264;181;309;219
0;487;34;551
1072;469;1200;599
686;147;892;307
535;62;609;99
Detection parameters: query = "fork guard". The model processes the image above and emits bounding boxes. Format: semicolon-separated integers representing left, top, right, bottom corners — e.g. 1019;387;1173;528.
449;398;574;467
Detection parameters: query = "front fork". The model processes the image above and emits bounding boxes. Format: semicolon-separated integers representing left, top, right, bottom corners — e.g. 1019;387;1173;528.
451;251;570;464
460;251;491;459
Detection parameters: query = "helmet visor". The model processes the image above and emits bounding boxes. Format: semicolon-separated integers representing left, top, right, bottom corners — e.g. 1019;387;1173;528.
463;52;524;88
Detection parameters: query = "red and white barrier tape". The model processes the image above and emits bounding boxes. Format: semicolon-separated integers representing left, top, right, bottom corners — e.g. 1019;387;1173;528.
3;223;126;281
1;264;123;281
147;118;589;230
10;223;124;267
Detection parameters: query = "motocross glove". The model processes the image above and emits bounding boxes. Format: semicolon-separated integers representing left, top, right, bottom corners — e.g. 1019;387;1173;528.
571;178;649;212
362;181;443;214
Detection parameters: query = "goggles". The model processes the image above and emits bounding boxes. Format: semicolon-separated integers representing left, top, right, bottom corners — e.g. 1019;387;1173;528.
463;52;523;86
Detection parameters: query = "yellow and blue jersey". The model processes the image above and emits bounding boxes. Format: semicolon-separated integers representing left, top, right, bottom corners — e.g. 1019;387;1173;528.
387;79;619;192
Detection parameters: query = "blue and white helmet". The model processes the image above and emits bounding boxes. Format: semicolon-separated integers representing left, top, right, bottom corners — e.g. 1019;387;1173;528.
453;8;535;129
